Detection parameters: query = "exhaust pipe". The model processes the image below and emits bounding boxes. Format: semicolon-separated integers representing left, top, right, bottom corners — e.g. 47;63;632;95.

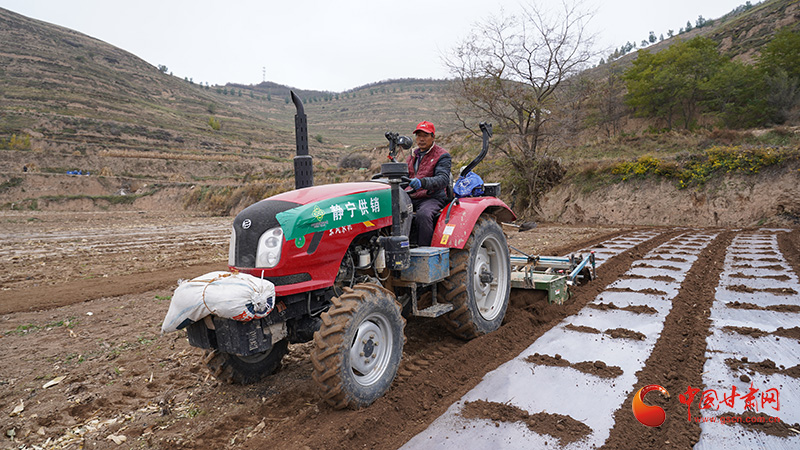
291;91;313;189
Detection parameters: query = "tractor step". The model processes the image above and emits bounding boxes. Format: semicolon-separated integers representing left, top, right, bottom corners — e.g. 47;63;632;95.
394;280;454;318
414;303;454;318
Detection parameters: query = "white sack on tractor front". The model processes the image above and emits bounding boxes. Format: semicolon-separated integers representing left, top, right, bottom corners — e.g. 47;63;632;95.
161;271;275;334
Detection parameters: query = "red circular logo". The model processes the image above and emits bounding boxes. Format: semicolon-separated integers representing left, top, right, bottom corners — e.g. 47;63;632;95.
632;384;670;427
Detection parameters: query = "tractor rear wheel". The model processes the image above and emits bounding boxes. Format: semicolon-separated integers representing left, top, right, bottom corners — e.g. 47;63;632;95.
441;216;511;339
311;283;405;409
203;339;288;384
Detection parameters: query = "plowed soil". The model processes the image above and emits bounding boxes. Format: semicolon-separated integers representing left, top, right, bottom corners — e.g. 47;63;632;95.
0;212;632;449
1;212;798;449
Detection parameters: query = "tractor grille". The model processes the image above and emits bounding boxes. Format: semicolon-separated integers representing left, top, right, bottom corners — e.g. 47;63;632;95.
264;273;312;286
232;199;300;268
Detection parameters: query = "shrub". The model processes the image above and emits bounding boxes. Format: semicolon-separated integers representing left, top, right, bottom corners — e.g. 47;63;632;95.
676;145;785;187
339;153;373;169
0;177;23;192
0;134;32;150
611;155;677;181
600;145;793;189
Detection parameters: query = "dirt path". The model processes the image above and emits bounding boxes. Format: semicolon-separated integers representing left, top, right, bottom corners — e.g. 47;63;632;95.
602;230;734;449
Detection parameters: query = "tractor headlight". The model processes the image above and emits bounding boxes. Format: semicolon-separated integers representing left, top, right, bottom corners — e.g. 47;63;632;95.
228;228;236;266
256;226;284;268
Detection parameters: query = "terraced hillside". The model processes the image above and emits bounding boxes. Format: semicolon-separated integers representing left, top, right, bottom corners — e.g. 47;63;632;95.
0;7;457;185
0;6;464;215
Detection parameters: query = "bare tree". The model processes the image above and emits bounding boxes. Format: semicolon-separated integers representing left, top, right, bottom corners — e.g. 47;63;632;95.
587;63;628;138
446;0;597;211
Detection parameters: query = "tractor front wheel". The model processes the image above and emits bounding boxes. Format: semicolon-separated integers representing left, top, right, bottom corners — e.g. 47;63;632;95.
311;283;405;409
203;339;288;384
442;216;511;339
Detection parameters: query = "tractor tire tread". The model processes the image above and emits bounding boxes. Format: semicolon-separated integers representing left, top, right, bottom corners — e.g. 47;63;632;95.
203;339;288;385
310;283;404;410
441;216;510;340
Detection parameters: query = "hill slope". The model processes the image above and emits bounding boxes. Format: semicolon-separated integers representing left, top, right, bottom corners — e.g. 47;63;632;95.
1;2;798;225
0;6;458;167
0;6;464;215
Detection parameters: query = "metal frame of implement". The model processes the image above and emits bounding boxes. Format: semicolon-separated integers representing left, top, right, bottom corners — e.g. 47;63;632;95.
509;251;596;305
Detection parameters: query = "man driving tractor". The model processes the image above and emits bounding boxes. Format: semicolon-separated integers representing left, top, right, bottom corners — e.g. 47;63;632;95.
405;120;452;246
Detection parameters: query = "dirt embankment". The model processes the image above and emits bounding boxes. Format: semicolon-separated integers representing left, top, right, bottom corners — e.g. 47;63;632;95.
538;164;800;227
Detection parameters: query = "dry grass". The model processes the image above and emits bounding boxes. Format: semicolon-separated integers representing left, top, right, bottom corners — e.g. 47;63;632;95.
99;149;241;162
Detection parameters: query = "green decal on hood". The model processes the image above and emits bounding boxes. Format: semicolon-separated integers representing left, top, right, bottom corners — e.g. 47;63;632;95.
276;189;392;241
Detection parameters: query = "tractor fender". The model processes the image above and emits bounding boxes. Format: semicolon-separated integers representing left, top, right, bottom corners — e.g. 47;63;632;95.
431;197;516;249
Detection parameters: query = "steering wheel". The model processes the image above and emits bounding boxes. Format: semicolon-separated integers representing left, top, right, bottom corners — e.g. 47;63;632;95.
370;173;415;191
400;176;415;192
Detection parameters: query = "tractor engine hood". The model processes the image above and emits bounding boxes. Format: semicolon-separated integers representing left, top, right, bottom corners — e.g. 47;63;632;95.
231;181;392;268
270;182;393;242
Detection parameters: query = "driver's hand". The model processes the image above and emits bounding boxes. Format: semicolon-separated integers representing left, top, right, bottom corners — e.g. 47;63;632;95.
409;178;422;190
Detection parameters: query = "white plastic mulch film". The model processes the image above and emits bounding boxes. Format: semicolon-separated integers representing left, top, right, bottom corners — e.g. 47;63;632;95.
161;271;275;333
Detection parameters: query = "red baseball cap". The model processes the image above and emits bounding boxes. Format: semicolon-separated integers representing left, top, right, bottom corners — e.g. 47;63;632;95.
414;121;435;135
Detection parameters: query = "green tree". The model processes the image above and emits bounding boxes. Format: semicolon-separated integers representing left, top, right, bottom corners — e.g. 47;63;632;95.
764;70;800;124
702;61;771;128
759;28;800;80
759;28;800;123
624;37;723;129
208;117;221;131
696;16;706;28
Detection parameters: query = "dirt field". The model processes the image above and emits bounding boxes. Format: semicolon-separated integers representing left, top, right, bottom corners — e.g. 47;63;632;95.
1;212;798;449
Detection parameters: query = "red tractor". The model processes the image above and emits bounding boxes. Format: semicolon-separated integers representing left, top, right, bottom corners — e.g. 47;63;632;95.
185;93;516;409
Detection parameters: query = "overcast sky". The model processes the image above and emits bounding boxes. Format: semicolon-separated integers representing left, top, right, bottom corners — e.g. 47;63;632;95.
1;0;753;92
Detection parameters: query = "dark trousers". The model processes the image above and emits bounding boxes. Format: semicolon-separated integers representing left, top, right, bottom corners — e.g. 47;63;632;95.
412;197;446;246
